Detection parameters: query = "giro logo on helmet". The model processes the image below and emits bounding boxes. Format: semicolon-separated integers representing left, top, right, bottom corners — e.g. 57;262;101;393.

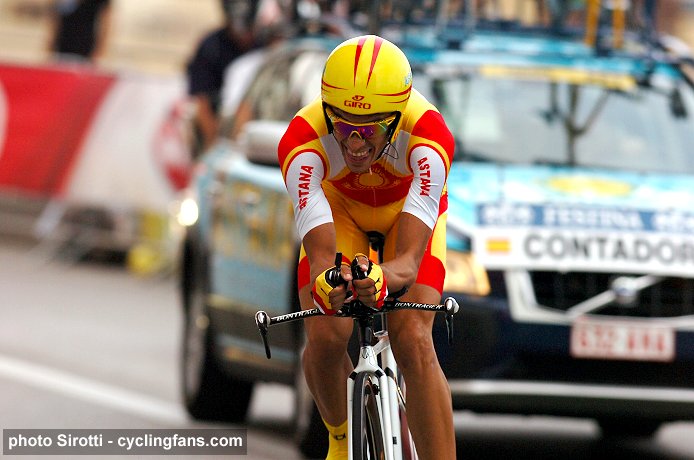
344;100;372;109
352;95;365;101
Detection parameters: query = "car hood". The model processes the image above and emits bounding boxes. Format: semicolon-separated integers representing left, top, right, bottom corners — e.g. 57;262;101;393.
446;163;694;276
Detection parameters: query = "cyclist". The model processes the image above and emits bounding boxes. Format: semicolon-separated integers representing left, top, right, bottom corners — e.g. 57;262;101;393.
279;35;455;460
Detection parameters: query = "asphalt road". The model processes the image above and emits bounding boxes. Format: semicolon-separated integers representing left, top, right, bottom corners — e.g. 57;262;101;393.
1;238;694;460
0;238;299;460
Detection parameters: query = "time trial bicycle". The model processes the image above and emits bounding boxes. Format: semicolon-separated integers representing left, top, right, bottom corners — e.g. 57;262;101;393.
255;247;458;459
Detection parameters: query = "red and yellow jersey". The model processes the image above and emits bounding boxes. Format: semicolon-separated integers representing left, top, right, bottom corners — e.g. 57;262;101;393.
279;89;454;239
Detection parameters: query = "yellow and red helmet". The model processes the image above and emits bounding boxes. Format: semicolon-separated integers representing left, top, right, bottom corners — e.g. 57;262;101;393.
321;35;412;120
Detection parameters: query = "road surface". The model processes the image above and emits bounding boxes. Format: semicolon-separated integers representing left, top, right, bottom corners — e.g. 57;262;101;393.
1;239;693;459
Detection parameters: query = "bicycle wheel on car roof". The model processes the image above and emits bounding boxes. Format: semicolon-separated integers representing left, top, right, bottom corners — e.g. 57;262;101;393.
352;371;386;460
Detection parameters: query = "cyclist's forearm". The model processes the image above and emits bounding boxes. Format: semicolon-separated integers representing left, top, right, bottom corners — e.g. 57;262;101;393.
382;212;432;292
303;223;343;284
381;255;420;293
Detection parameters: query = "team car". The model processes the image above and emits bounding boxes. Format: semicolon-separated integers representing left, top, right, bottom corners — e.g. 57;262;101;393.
176;2;694;457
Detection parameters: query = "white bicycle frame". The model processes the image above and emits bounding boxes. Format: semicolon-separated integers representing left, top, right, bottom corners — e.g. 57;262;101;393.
255;297;458;460
347;327;414;460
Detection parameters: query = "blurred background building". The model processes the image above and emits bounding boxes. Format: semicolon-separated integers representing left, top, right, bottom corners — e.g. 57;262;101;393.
0;0;225;74
1;0;692;74
0;0;693;276
0;0;235;274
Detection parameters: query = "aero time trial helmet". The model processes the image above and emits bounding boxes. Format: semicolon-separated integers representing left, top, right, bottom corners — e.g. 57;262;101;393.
321;35;412;138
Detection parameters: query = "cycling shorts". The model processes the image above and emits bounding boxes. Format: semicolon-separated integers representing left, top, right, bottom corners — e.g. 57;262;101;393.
297;183;447;295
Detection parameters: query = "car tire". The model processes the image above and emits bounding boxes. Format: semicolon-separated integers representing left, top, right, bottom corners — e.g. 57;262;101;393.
598;417;662;438
181;239;253;422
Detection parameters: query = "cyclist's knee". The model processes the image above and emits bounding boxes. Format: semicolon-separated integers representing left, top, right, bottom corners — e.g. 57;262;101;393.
305;334;350;356
304;320;352;357
390;324;438;375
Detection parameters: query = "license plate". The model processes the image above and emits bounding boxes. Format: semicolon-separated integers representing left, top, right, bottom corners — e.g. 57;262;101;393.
570;319;675;362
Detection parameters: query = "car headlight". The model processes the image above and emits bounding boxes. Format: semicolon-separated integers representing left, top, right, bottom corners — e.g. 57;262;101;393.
174;196;199;227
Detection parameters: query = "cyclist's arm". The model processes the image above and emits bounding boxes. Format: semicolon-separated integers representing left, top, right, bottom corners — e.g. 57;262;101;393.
304;224;354;310
379;212;433;292
283;150;353;303
283;150;332;240
381;145;448;291
303;222;353;288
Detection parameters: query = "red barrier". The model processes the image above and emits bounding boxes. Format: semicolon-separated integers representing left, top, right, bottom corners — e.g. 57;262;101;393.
0;63;115;197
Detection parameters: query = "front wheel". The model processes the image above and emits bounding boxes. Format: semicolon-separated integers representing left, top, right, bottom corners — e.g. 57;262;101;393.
352;372;386;460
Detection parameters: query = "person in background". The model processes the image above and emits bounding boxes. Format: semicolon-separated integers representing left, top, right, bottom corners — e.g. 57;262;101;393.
47;0;112;62
185;0;261;157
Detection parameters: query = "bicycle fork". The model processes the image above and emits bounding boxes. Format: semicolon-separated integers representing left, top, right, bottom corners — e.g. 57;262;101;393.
378;332;412;460
379;332;412;460
347;325;403;460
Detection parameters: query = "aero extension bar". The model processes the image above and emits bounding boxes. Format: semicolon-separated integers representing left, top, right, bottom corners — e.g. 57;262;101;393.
255;297;460;359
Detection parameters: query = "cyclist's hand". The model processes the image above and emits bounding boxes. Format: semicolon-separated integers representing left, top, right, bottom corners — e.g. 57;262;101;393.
350;253;388;310
312;264;352;315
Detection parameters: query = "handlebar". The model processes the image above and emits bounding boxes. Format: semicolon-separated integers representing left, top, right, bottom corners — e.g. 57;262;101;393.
255;297;460;359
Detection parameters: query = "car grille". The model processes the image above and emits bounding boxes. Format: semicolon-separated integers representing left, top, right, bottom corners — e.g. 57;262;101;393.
529;271;694;318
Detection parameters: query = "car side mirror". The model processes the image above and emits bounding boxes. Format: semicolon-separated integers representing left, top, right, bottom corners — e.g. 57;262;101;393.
240;120;289;166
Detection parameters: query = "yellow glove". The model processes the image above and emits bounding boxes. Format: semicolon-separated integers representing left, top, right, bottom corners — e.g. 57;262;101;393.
350;253;388;309
311;263;349;315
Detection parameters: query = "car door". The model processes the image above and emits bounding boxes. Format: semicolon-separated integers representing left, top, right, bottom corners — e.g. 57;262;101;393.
206;45;327;374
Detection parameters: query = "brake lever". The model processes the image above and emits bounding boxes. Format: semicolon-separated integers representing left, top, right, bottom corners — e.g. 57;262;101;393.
255;311;272;359
444;297;459;346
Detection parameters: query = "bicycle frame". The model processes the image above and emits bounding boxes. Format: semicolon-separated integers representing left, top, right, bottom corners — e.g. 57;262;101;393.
348;313;409;460
256;297;458;460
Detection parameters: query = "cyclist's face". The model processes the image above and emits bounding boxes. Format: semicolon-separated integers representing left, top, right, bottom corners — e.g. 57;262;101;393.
327;106;396;174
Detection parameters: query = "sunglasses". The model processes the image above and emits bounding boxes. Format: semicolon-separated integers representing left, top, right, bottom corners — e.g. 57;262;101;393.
325;107;397;140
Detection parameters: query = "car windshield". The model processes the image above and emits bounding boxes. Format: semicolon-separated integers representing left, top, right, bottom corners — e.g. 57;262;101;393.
419;66;694;174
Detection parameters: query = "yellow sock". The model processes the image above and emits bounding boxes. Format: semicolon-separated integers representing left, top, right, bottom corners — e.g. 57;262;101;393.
323;418;348;460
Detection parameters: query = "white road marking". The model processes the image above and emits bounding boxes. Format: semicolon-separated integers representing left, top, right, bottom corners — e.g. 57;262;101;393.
0;353;189;425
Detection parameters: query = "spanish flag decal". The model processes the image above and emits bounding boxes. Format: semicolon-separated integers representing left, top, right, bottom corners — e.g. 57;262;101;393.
486;238;511;253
